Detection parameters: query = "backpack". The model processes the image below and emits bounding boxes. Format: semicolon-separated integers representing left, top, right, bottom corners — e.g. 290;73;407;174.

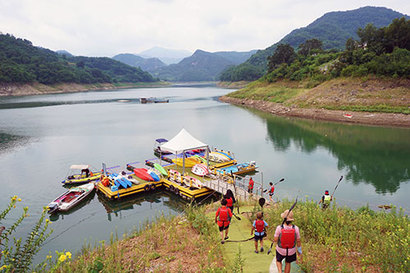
255;220;265;233
218;207;229;221
278;225;296;248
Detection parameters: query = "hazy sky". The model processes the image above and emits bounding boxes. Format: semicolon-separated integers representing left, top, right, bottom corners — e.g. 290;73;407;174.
0;0;408;57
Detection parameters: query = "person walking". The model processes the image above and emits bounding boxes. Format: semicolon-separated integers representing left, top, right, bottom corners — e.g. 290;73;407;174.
318;190;332;209
268;182;275;203
251;211;268;253
224;189;236;213
215;199;233;244
248;177;254;194
273;209;302;273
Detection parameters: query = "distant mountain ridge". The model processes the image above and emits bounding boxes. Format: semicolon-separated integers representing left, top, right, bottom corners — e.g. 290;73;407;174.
150;49;257;81
112;53;166;72
226;6;409;81
138;46;192;65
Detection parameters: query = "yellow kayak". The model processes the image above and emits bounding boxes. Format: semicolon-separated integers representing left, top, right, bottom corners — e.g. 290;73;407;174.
172;157;201;167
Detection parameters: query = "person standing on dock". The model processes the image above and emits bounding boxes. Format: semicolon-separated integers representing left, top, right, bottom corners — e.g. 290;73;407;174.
224;189;236;213
248;177;254;194
318;190;332;209
273;210;302;273
251;212;268;253
215;199;233;244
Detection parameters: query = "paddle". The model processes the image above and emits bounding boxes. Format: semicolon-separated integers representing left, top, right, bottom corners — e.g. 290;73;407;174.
232;212;241;221
331;175;344;198
267;197;298;255
263;178;285;192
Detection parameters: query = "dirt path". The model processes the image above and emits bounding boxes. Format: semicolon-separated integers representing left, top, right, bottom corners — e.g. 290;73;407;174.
219;96;410;128
221;205;302;273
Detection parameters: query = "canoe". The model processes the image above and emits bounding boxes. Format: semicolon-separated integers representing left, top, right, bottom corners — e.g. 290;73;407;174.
191;164;209;176
193;155;207;163
214;150;234;160
133;168;154;181
47;182;95;214
172;157;201;167
216;162;257;176
153;163;168;176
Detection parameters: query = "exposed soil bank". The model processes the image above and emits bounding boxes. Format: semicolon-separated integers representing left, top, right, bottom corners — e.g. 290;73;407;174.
0;82;167;97
219;96;410;128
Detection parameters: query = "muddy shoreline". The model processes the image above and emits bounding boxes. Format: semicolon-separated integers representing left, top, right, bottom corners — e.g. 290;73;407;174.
219;96;410;128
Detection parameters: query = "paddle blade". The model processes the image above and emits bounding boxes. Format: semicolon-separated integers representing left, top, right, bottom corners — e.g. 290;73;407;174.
339;175;343;182
259;198;266;208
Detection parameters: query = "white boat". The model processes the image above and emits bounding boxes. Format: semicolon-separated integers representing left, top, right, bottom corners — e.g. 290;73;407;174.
47;182;95;214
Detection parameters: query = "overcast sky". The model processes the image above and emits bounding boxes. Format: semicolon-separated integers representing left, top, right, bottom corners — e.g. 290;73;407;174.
0;0;408;57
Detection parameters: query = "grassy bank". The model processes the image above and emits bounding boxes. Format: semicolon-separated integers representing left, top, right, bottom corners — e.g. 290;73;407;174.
226;77;410;114
40;200;408;273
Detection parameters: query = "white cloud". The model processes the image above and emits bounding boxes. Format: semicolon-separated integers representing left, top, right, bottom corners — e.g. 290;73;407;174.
0;0;408;56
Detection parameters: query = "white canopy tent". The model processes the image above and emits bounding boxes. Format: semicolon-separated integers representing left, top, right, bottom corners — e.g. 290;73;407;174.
160;128;209;173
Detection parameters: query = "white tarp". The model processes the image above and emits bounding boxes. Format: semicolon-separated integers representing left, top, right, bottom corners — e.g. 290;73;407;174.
160;128;208;153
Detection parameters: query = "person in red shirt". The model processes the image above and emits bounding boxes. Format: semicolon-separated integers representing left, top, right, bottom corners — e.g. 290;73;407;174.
224;189;236;213
248;177;254;194
268;182;275;203
215;199;233;244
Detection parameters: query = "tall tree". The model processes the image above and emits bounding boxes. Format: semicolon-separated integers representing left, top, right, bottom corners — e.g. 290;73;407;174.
267;44;296;73
298;39;323;56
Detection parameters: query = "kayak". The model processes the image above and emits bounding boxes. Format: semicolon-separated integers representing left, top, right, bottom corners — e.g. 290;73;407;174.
183;176;203;189
47;182;95;214
209;152;230;163
172;157;201;167
147;169;160;181
153;163;168;176
133;168;154;181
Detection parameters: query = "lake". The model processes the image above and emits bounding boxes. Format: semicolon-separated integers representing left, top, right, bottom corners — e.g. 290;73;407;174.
0;85;409;264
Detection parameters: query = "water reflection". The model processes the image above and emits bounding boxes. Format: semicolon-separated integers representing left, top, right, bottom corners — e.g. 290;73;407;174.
262;112;410;194
0;132;30;153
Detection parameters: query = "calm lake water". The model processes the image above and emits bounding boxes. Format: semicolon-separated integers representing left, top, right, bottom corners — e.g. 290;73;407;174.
0;85;409;264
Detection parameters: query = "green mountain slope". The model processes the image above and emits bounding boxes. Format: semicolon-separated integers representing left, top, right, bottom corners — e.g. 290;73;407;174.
112;53;166;72
225;6;409;81
0;34;155;84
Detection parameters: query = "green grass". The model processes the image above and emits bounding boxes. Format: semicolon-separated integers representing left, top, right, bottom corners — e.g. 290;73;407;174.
322;104;410;114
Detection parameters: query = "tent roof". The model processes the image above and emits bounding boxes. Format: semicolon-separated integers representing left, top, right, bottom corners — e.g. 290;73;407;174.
160;128;208;154
70;164;90;170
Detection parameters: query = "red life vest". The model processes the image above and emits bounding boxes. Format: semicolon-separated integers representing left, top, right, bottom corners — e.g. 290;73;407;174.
255;220;265;233
226;197;233;208
278;225;296;249
270;185;275;193
218;206;229;221
249;179;254;189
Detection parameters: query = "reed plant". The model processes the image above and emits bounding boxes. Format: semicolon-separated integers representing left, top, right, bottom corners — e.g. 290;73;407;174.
264;199;409;272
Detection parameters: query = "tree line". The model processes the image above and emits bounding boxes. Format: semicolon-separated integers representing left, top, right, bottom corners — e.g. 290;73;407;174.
0;34;156;84
220;18;409;83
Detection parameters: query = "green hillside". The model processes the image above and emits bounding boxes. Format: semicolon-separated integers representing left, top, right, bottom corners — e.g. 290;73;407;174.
0;34;156;85
222;6;409;82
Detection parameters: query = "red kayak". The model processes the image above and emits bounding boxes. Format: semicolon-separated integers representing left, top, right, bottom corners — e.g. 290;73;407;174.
133;168;154;181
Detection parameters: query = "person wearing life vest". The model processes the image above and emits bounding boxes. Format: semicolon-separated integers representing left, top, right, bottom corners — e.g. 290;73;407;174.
251;211;268;253
319;190;333;209
273;209;302;273
268;182;275;203
215;199;233;244
248;177;254;194
224;189;236;213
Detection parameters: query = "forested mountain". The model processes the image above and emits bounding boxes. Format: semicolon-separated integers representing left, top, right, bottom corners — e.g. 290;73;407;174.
150;49;257;81
0;34;156;84
112;53;166;72
151;49;235;81
222;6;409;82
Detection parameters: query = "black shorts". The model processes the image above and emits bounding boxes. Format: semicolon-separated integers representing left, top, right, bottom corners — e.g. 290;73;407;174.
254;234;266;241
218;224;229;232
269;193;274;197
228;206;233;212
276;250;297;263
